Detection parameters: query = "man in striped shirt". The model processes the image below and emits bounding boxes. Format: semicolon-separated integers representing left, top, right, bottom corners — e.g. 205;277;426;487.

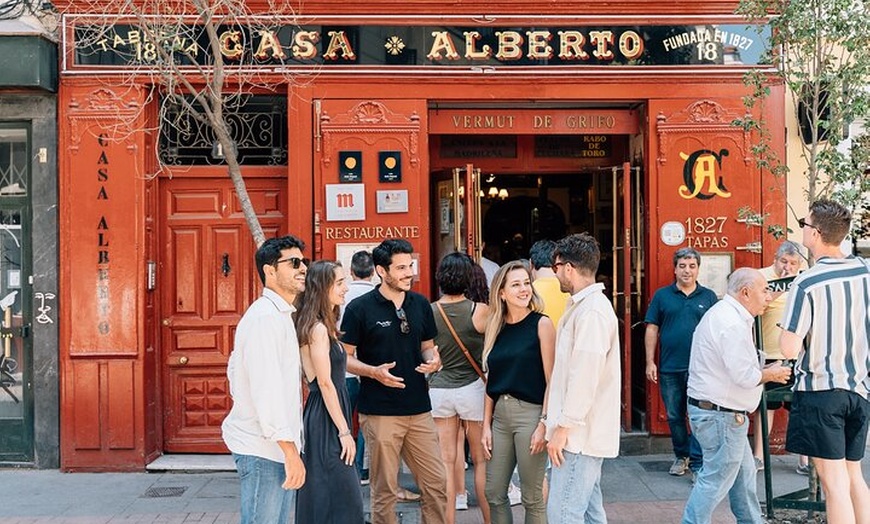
780;199;870;524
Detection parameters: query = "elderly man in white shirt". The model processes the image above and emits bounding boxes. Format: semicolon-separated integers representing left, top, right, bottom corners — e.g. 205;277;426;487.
682;268;791;524
222;236;308;524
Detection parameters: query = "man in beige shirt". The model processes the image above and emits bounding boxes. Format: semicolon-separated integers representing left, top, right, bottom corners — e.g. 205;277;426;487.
546;233;621;524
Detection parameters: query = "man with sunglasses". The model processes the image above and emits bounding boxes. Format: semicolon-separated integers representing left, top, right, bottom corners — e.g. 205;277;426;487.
341;238;448;524
222;235;309;524
780;200;870;524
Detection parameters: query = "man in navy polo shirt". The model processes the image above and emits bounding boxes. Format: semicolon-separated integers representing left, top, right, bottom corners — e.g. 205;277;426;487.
644;247;718;478
341;238;448;524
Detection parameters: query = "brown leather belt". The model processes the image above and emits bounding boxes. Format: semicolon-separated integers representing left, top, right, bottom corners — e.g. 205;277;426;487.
688;397;748;415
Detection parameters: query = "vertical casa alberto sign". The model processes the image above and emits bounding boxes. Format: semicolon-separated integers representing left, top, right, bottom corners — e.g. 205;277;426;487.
68;22;770;70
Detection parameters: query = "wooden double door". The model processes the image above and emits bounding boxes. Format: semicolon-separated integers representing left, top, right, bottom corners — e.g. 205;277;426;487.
159;176;286;452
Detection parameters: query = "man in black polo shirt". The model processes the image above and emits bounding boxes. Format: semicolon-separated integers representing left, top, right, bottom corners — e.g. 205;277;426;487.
644;247;718;479
341;239;447;524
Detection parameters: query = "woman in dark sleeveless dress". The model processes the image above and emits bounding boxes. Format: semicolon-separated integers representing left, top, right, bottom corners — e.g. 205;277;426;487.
295;260;364;523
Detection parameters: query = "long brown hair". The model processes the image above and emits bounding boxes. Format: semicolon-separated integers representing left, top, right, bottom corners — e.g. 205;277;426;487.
482;260;543;370
295;260;342;346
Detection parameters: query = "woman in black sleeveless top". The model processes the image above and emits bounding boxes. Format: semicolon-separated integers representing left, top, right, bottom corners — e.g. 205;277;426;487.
481;260;556;524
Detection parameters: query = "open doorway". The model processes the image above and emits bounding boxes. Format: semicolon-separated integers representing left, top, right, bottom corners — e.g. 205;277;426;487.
429;133;648;431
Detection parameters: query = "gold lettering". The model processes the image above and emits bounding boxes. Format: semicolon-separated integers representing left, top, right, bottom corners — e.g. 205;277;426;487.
589;31;615;60
324;31;356;60
464;31;491;60
619;31;644;60
292;31;320;59
219;30;244;60
495;31;523;60
526;31;553;59
557;31;588;60
427;31;460;60
254;30;286;60
533;115;552;128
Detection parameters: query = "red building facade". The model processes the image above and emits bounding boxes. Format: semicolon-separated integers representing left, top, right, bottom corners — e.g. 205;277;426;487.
56;1;786;470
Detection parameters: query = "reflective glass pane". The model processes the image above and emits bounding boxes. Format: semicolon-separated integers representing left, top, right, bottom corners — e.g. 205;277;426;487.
0;128;27;197
0;209;23;417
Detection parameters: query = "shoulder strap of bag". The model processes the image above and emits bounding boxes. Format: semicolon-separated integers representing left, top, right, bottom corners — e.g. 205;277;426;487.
436;302;486;383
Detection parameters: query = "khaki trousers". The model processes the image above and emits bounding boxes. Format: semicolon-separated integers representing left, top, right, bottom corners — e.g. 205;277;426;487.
361;412;448;524
485;395;548;524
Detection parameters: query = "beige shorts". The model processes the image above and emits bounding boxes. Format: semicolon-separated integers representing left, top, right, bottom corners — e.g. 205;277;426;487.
429;378;486;421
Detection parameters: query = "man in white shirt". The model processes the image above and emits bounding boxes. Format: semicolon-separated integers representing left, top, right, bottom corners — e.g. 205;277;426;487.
682;268;790;524
222;236;308;524
546;233;621;524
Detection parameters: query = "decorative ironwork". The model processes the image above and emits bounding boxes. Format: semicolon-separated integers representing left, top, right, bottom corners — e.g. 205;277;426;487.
0;129;28;197
159;95;288;166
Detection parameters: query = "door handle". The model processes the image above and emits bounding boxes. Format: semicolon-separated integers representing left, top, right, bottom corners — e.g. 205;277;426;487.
736;241;763;253
178;356;189;365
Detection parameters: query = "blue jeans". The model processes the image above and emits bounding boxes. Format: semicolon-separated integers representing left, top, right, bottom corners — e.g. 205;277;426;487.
682;406;763;524
547;451;606;524
660;371;703;471
233;453;295;524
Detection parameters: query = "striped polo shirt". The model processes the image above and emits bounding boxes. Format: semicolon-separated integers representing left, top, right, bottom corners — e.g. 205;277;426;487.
781;256;870;398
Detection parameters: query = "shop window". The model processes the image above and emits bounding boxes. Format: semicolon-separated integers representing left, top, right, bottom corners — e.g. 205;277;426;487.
159;95;288;166
0;129;27;196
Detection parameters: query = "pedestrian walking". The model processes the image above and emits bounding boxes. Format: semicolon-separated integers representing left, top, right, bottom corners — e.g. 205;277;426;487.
682;268;791;524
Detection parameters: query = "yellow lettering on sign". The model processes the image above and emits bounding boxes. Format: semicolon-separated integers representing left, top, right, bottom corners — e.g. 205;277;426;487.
463;31;492;59
589;31;614;60
220;30;243;60
619;31;644;60
427;31;460;60
557;31;589;60
324;31;356;60
526;31;553;59
292;31;320;59
254;30;286;60
495;31;523;60
678;150;732;200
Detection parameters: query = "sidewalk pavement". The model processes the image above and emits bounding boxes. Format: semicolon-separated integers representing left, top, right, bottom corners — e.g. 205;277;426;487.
0;449;867;524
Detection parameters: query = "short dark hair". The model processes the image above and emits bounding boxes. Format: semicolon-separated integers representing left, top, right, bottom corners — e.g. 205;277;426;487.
255;235;305;285
673;247;701;267
809;199;852;245
350;250;374;279
436;252;473;295
372;238;414;269
554;233;600;275
529;240;557;269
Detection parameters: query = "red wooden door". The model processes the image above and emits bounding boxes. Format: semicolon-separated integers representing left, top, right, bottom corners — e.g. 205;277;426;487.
160;177;285;452
646;98;764;434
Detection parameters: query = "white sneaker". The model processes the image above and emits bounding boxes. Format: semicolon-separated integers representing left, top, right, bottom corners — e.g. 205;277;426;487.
455;491;468;510
507;482;522;506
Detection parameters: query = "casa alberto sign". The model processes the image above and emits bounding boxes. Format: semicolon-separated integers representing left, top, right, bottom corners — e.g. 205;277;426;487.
70;22;770;70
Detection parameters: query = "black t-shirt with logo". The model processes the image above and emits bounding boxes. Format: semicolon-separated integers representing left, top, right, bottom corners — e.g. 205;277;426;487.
340;286;437;416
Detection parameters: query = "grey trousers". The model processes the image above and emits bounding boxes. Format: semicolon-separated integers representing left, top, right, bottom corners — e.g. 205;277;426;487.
485;394;548;524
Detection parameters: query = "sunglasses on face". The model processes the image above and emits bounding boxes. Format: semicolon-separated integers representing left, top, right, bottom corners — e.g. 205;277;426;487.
274;256;310;269
396;307;410;335
798;217;820;232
